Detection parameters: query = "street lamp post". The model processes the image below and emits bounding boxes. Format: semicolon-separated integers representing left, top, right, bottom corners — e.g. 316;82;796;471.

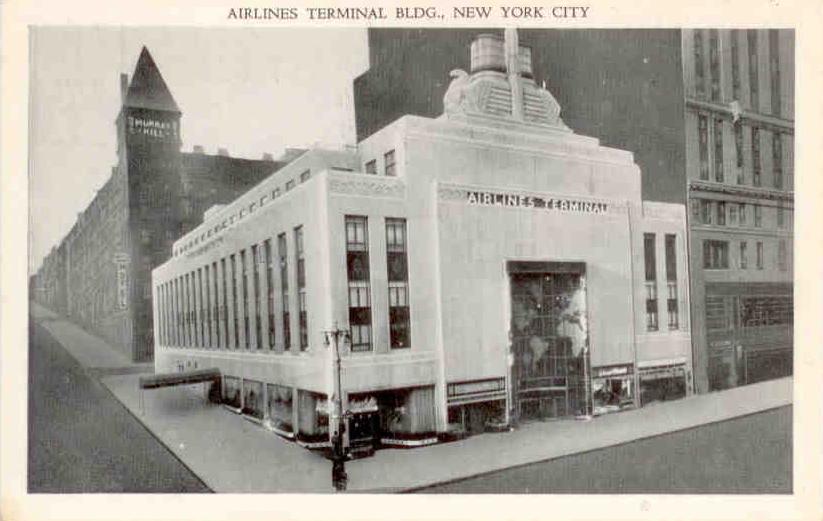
324;324;350;492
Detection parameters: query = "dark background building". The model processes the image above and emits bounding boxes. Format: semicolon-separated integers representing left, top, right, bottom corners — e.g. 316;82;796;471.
33;47;285;361
354;29;687;205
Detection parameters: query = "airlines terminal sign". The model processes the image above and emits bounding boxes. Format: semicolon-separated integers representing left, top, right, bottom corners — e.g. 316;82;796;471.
466;190;609;214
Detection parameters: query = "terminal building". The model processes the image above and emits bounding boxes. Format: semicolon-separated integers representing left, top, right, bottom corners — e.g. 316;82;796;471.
152;30;692;449
32;47;285;361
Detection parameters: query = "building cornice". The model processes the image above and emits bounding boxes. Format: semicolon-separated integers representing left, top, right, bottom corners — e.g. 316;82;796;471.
685;97;794;134
688;180;794;203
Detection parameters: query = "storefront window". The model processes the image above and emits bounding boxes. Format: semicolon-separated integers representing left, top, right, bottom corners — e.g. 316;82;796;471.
296;390;329;443
346;216;372;352
266;384;293;434
592;368;634;415
640;367;687;405
223;376;241;409
242;379;264;419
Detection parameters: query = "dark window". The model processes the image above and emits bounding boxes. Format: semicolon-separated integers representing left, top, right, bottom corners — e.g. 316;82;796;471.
384;150;396;177
386;218;411;348
231;255;239;349
709;29;721;101
265;239;275;349
752;127;762;186
703;240;729;269
748;30;760;111
716;201;726;226
756;241;764;269
740;241;748;269
773;133;783;189
364;160;377;174
300;170;311;183
285;180;295;192
278;233;290;350
295;226;307;350
346;216;372;351
221;258;229;348
731;30;741;101
698;115;710;180
204;265;211;347
778;239;788;271
241;249;249;349
252;244;262;350
694;30;705;98
700;199;712;225
754;204;763;227
665;234;679;330
197;268;204;347
734;122;744;175
714;119;724;182
738;203;747;225
769;30;781;117
213;261;220;348
643;233;658;331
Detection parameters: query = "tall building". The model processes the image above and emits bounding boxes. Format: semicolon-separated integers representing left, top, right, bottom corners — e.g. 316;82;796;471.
152;30;692;451
682;29;794;392
33;47;286;362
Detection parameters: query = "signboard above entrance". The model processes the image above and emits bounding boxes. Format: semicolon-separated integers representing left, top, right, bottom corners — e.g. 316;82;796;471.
466;190;609;214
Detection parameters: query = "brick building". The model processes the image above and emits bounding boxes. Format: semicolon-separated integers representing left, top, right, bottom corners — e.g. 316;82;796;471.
33;47;286;361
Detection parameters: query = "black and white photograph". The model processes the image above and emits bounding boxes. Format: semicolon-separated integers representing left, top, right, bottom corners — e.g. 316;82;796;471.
3;1;822;519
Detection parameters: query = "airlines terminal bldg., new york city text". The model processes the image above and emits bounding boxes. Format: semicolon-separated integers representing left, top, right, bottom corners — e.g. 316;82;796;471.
151;31;692;449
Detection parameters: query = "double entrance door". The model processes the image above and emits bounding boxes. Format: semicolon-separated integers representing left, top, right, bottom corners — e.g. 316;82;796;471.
508;262;591;422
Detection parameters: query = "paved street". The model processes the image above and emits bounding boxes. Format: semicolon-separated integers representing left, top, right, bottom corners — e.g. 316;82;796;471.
411;406;792;494
28;319;210;493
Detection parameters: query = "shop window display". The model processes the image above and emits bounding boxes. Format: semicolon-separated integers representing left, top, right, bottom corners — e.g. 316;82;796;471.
242;379;264;419
223;376;242;409
266;384;294;435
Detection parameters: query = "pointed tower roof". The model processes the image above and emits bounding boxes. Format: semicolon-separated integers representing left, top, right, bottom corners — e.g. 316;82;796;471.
123;47;180;113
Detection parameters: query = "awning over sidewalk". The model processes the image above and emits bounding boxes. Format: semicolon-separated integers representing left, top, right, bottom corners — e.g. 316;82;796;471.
138;368;221;389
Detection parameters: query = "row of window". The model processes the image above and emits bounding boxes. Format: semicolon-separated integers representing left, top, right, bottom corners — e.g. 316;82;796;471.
363;149;397;177
690;199;792;230
345;216;410;351
702;238;789;272
693;29;783;117
697;116;788;189
156;227;308;352
642;233;680;332
705;294;792;332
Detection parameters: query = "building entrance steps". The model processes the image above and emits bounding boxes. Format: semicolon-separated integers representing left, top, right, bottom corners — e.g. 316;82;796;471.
31;302;791;493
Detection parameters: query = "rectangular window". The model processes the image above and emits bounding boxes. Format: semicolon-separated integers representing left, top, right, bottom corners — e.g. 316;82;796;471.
241;249;250;349
734;122;744;175
754;204;763;227
740;241;748;269
252;244;262;350
664;234;679;330
295;226;308;350
364;160;377;174
278;233;290;350
703;240;729;269
738;203;747;225
698;115;709;180
222;258;229;348
384;150;396;177
748;30;759;111
777;203;785;229
213;261;220;348
300;170;311;183
716;201;726;226
752;127;762;186
198;268;204;347
714;119;724;182
643;233;658;332
265;239;275;349
184;273;192;347
700;199;712;225
230;255;239;349
694;30;705;98
769;30;781;117
756;241;764;269
285;180;295;192
729;203;738;226
386;218;411;348
778;239;788;271
346;216;372;351
709;29;720;101
204;265;211;347
731;30;741;101
773;133;783;189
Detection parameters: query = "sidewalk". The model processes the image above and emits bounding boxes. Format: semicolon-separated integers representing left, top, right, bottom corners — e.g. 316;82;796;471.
31;302;152;373
31;303;793;493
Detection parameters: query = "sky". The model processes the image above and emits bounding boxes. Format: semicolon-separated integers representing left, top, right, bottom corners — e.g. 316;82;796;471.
28;27;369;273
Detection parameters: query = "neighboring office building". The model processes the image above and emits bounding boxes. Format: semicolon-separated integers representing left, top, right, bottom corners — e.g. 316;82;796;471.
32;47;285;362
152;31;692;452
682;29;794;392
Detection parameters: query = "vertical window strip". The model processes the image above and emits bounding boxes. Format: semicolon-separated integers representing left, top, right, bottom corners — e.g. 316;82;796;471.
714;119;724;182
295;226;308;350
752;127;762;186
709;29;720;101
231;255;239;349
698;114;709;180
740;241;748;269
346;216;372;351
748;30;760;111
279;233;290;350
664;234;679;330
205;265;211;347
756;241;764;269
731;29;741;101
643;233;658;331
253;244;262;350
694;30;705;98
213;261;220;348
221;258;228;348
769;30;781;117
265;239;275;349
241;249;249;349
386;218;411;348
773;133;783;189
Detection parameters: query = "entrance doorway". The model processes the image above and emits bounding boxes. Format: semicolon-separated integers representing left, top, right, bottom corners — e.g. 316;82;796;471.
508;262;591;422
